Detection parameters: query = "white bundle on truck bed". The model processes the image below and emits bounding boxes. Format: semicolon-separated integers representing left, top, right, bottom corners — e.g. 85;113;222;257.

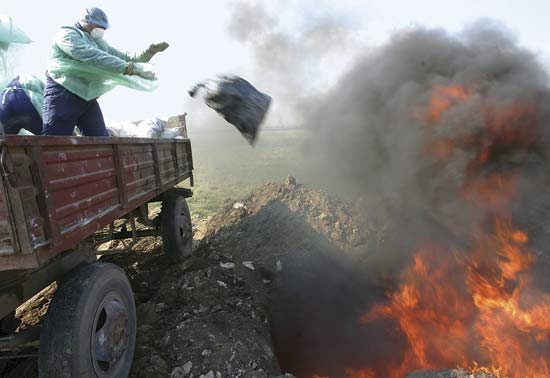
106;114;188;139
16;114;189;138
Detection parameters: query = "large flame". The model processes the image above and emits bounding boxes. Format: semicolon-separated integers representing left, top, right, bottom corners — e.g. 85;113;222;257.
358;217;550;378
352;85;550;378
421;85;476;125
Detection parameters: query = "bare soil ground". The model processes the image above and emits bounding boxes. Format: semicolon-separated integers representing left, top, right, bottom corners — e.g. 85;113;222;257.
0;177;364;378
0;177;511;378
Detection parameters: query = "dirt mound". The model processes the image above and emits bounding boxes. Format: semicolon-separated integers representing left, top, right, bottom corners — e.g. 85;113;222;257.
203;176;366;248
2;177;367;378
109;177;367;378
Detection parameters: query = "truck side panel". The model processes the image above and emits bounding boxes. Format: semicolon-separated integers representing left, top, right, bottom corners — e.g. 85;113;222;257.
121;144;157;203
43;145;120;237
12;148;47;248
0;137;193;272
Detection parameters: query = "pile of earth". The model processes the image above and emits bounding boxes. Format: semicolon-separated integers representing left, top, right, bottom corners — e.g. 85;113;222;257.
113;176;370;378
1;177;502;378
1;177;370;378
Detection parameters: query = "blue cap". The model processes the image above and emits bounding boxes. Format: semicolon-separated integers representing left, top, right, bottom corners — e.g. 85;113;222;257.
81;7;109;29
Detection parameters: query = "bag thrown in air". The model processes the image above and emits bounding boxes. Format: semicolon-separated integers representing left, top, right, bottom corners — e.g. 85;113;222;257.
189;75;272;145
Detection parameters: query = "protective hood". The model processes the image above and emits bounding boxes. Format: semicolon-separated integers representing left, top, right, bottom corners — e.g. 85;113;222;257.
0;14;32;45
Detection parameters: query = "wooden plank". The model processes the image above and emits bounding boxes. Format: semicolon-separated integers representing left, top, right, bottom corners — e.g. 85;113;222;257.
113;144;128;208
173;141;180;179
6;135;191;147
31;142;61;242
151;142;163;191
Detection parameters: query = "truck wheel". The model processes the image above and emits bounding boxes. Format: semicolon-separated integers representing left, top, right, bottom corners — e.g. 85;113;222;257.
161;191;193;260
39;262;136;378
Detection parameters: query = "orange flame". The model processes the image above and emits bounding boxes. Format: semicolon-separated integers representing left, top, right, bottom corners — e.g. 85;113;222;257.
360;216;550;377
360;245;473;377
484;102;537;147
422;85;475;125
353;84;550;377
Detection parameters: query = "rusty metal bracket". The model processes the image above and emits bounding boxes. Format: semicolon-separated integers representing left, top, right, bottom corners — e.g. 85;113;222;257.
168;187;193;198
137;205;155;228
0;327;40;352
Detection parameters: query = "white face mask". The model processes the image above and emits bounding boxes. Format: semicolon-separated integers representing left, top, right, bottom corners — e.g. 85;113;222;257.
90;28;105;41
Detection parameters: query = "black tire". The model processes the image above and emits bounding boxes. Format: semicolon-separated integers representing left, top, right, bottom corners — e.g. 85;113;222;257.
39;262;136;378
160;190;193;260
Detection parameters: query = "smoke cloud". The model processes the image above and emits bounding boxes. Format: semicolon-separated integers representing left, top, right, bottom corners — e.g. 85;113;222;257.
304;20;550;230
229;3;550;376
228;0;357;126
269;19;550;378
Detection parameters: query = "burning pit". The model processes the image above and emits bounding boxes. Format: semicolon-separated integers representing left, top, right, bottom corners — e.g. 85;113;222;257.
5;20;550;378
271;22;550;378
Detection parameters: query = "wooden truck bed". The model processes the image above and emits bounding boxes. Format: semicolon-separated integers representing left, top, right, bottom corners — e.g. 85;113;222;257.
0;134;193;272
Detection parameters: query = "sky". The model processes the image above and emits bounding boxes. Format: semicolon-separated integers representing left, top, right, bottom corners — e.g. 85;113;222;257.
3;0;550;129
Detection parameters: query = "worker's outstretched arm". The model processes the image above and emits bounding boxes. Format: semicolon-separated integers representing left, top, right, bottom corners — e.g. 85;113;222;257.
55;29;128;74
96;40;139;62
99;41;169;63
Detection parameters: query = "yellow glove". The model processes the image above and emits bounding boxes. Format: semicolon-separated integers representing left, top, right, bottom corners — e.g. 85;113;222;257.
149;42;169;53
141;42;169;62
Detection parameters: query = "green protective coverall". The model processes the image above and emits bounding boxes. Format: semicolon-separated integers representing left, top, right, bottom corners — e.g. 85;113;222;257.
47;26;156;101
12;73;45;117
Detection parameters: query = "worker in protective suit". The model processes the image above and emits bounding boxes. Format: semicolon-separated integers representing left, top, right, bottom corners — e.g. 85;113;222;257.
42;7;169;136
0;15;42;135
0;74;44;134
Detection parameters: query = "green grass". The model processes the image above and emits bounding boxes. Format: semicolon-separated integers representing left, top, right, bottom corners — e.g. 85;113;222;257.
184;129;309;218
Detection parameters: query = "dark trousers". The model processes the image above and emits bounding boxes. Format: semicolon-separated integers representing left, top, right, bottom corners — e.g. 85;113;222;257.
42;75;108;136
0;80;42;135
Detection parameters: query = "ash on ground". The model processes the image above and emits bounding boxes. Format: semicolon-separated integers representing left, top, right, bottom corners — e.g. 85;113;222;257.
408;370;496;378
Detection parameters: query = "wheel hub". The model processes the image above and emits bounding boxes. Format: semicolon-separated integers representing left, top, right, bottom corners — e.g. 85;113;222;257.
178;208;191;240
94;297;129;373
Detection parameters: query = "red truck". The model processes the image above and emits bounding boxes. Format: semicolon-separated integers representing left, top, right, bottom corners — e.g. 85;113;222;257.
0;115;194;377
